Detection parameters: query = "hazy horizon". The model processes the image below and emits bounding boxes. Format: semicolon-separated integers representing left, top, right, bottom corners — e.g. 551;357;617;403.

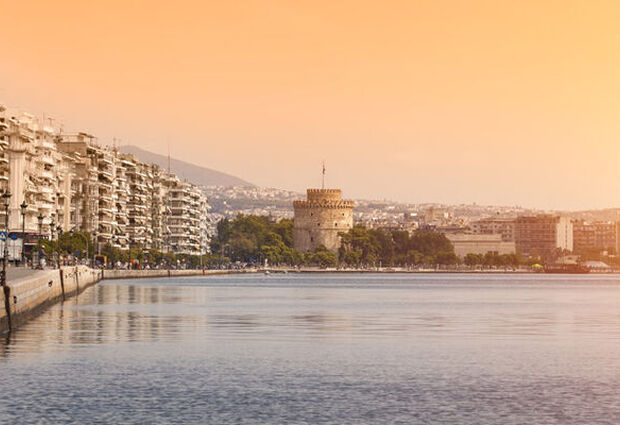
2;1;620;210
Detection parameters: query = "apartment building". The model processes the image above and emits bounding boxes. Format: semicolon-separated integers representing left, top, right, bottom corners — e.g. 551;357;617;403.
572;220;617;254
514;215;573;257
166;178;210;255
470;217;515;242
0;105;211;258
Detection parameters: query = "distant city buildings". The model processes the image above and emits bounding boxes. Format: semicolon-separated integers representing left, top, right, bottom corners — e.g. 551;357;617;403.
0;107;211;258
471;216;515;242
446;234;516;257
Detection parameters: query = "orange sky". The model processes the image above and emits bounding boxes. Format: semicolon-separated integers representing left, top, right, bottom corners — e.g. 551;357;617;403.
1;0;620;210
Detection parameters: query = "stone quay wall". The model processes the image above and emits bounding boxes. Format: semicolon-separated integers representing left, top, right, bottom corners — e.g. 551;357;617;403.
0;266;102;333
101;268;256;280
0;267;258;333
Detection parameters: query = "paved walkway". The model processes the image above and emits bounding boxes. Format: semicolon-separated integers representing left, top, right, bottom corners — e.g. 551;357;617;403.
6;267;42;282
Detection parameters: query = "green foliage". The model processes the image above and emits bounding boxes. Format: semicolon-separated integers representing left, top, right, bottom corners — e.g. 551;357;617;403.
339;226;457;267
304;245;338;268
464;252;522;268
212;215;302;265
36;231;94;258
58;231;94;258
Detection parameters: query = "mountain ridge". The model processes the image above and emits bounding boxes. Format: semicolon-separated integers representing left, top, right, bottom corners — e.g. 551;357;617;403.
118;145;255;187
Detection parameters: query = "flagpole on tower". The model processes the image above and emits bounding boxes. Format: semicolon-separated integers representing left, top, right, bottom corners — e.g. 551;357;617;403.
322;161;326;189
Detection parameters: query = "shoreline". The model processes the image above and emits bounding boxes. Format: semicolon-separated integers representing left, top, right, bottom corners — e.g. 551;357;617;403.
3;266;618;333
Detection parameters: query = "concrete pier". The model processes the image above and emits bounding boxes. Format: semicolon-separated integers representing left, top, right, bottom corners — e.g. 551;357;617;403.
101;268;257;280
0;266;102;333
0;267;257;333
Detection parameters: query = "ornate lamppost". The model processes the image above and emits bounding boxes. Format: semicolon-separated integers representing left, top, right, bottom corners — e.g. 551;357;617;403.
56;225;63;268
1;191;11;286
50;219;56;267
20;201;27;266
37;214;44;268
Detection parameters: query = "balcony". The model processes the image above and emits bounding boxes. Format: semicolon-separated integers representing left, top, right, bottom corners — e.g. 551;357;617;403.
37;155;55;166
98;156;114;166
98;170;114;181
39;169;54;180
39;140;56;150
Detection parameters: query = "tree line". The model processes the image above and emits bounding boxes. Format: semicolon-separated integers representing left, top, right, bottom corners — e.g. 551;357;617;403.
36;215;532;269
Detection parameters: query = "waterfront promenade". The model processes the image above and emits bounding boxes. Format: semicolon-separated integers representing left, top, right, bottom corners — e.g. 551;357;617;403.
0;266;260;333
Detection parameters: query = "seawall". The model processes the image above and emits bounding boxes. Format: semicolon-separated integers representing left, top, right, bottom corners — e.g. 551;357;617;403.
0;267;257;333
0;266;102;333
101;268;256;280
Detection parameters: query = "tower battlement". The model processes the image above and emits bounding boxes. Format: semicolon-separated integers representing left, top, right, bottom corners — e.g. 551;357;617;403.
306;188;342;202
293;200;355;209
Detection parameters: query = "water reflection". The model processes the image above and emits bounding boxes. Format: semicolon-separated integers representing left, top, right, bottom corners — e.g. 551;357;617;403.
4;274;620;424
5;274;620;358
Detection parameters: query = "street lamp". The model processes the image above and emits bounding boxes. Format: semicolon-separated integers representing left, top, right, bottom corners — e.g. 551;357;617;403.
49;220;56;268
56;226;63;268
20;201;26;266
37;214;44;268
1;191;11;287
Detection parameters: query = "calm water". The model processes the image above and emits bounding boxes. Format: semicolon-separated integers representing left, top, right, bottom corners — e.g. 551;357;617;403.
3;273;620;424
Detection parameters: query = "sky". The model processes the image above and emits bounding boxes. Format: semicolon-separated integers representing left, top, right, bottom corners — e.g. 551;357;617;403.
1;0;620;210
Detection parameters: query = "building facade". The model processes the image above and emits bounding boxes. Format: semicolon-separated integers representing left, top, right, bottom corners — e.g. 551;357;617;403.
572;220;617;254
446;233;516;258
471;217;515;242
0;106;211;258
514;215;573;257
293;189;354;252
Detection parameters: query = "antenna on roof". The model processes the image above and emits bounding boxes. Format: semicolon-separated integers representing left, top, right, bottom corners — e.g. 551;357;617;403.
321;161;326;189
167;141;171;173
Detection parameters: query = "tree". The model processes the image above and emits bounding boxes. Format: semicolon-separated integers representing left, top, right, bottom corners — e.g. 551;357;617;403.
339;226;457;267
305;245;337;268
464;253;482;267
212;215;297;264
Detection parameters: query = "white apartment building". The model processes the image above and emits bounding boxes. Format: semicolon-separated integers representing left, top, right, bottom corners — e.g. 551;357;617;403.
0;105;212;258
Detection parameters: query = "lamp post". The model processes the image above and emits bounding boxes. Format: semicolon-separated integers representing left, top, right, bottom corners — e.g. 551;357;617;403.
20;201;27;266
37;214;44;268
56;225;63;268
1;191;11;287
93;231;98;268
50;220;56;267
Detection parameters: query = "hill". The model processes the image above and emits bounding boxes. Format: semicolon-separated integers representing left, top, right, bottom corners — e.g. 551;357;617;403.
118;145;255;187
